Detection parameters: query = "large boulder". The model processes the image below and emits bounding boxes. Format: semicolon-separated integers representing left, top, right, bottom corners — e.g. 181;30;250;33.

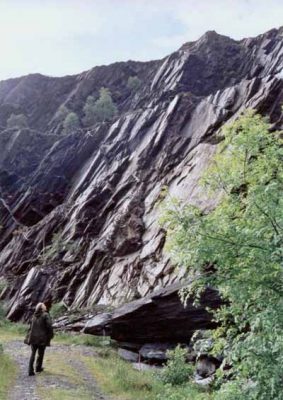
118;348;139;363
139;343;175;363
84;281;221;344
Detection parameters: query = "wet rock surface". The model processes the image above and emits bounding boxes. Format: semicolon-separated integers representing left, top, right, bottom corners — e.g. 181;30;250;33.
0;27;282;326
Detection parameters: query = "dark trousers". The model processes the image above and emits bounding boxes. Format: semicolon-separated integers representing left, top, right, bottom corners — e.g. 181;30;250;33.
29;344;46;373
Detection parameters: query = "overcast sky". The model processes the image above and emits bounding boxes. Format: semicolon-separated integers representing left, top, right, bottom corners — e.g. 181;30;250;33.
0;0;282;81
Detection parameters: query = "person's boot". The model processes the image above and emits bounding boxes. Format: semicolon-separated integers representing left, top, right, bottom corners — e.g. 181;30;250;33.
28;370;35;376
36;347;45;373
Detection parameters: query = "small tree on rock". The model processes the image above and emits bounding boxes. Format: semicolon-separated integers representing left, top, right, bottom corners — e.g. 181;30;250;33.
83;95;96;126
54;105;69;123
63;112;80;135
7;113;28;129
93;87;117;122
127;76;141;92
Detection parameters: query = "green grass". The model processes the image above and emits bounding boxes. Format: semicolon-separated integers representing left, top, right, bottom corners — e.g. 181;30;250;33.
0;322;212;400
82;349;209;400
158;383;213;400
0;319;26;398
83;348;212;400
46;331;212;400
0;322;28;342
38;387;91;400
54;332;110;347
0;352;17;398
83;350;160;400
36;345;91;399
39;352;84;385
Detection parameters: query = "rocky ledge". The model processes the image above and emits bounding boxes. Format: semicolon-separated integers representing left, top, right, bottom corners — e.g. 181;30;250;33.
84;281;221;343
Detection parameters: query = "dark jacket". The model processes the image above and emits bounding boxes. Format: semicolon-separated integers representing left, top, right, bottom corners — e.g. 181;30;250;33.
28;310;54;346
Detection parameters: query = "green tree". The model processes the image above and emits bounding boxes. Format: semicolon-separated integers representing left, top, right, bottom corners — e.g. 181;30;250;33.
93;87;117;122
161;111;283;400
127;76;141;92
83;95;96;126
6;113;28;129
63;112;80;135
160;346;193;386
54;104;69;122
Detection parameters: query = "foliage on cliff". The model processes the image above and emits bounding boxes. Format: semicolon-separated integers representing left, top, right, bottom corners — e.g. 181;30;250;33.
92;87;117;122
54;104;69;123
161;110;283;399
83;95;96;126
7;113;28;129
127;76;142;92
63;112;80;134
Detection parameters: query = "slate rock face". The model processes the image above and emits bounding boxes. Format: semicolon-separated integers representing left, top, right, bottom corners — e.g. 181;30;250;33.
0;28;282;327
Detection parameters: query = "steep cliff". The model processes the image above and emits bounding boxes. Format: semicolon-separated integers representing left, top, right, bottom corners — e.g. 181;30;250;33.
0;28;282;324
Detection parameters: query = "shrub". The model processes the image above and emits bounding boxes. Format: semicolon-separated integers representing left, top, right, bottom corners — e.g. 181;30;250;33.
83;95;96;126
54;104;69;122
6;113;28;129
160;345;193;386
127;76;141;92
39;232;76;265
50;302;67;320
92;87;117;122
0;278;8;295
63;112;80;134
0;302;6;324
39;232;64;264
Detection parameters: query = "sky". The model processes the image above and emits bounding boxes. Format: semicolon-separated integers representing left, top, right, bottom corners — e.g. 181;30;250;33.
0;0;282;81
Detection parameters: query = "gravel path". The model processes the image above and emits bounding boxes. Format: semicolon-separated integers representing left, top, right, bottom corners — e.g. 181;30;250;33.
5;341;40;400
4;341;108;400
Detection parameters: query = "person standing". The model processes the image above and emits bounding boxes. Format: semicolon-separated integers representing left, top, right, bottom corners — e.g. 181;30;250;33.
25;302;54;376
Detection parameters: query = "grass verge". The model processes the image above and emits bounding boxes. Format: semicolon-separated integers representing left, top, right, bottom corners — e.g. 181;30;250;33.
0;322;28;342
83;348;211;400
39;352;83;385
38;387;91;400
54;332;110;347
0;352;17;399
83;350;161;400
36;347;90;400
